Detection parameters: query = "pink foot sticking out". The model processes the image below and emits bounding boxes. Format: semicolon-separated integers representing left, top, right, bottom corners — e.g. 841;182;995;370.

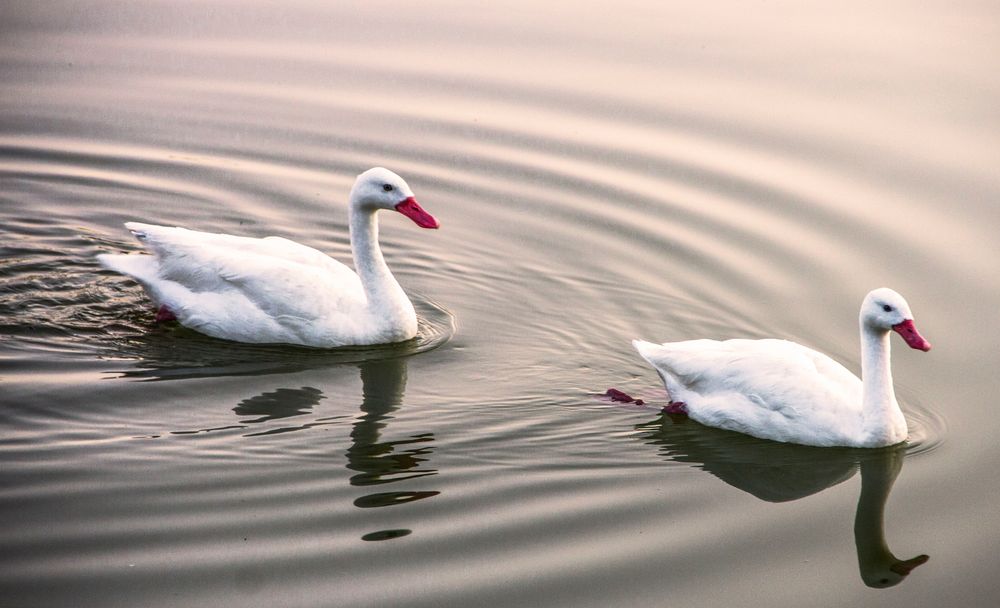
663;401;688;415
155;305;177;323
604;388;645;406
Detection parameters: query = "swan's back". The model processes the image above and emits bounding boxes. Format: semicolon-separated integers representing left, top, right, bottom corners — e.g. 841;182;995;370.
98;223;371;346
121;222;359;287
633;338;865;446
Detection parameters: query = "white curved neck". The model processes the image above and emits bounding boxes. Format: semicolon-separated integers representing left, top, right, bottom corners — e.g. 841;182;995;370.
859;323;905;445
349;207;408;310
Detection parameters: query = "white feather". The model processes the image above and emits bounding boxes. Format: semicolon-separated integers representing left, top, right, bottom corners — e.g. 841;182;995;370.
98;167;438;347
633;288;930;448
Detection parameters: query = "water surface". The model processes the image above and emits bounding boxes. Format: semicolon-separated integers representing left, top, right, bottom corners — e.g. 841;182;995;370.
2;2;999;606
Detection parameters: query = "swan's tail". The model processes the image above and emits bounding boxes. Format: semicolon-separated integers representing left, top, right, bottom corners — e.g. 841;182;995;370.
632;339;662;365
97;252;175;310
97;253;160;284
632;339;678;402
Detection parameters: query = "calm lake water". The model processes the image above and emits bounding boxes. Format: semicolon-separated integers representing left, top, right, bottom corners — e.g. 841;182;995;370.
2;1;999;606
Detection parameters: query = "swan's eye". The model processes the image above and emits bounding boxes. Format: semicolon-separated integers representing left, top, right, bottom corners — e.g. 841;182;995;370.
382;184;394;192
882;304;893;312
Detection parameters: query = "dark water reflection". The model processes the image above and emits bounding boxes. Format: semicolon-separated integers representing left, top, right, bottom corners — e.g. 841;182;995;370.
638;413;929;587
221;357;439;535
233;386;347;437
169;356;439;543
233;386;324;423
167;385;341;437
347;358;439;517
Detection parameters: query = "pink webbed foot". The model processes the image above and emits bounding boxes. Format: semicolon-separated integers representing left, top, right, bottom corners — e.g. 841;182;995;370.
155;305;177;323
663;401;688;415
604;388;645;406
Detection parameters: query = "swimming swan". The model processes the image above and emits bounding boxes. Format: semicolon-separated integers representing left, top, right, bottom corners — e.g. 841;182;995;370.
98;167;439;347
633;288;931;447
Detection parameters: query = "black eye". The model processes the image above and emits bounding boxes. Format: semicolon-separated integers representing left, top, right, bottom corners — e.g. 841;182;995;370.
882;304;893;312
382;184;394;192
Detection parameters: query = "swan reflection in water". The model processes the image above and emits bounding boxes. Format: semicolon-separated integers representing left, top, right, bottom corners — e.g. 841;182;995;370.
345;356;439;515
637;412;928;588
232;357;438;539
232;386;330;436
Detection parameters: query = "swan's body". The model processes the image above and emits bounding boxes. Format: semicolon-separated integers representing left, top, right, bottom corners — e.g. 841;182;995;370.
98;167;439;347
633;289;931;448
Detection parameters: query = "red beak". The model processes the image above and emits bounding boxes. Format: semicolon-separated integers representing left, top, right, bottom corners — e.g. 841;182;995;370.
394;196;439;229
892;319;931;351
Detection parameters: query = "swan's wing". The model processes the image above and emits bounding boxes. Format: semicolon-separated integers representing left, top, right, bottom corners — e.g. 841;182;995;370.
123;222;359;288
635;337;867;445
102;223;368;343
797;346;861;394
210;249;365;319
634;338;862;416
125;222;320;259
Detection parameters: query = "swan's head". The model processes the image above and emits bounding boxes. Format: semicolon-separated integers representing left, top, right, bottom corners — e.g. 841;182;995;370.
862;553;929;588
349;167;439;229
861;288;931;351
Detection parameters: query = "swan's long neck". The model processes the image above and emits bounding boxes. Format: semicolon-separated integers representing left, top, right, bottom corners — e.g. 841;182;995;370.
349;207;411;316
859;322;906;446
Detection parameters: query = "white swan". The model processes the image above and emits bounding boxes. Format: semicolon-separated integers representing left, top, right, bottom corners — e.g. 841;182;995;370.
98;167;439;347
633;288;931;448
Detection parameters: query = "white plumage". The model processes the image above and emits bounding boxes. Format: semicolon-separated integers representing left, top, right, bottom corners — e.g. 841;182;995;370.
634;288;931;448
98;167;439;347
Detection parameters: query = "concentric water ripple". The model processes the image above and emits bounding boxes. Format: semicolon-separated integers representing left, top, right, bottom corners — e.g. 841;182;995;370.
2;3;997;607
